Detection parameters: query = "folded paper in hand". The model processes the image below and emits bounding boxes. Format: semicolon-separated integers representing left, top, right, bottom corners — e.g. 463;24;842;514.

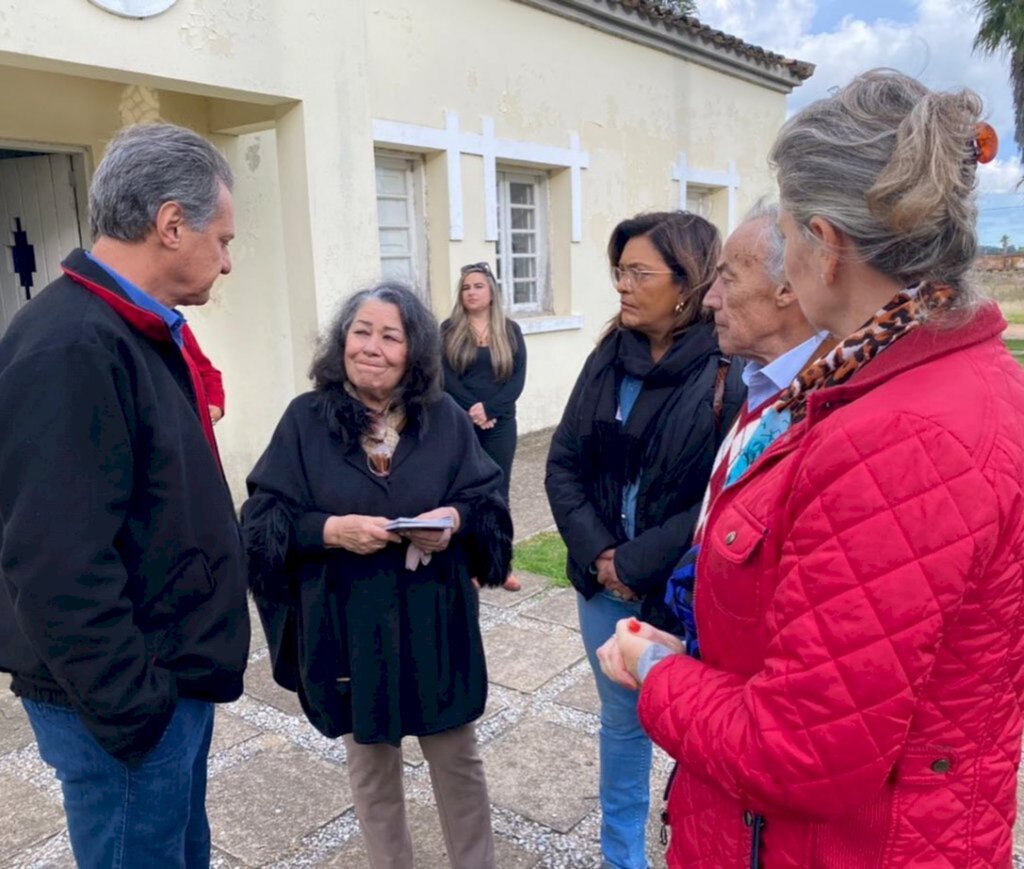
385;516;455;532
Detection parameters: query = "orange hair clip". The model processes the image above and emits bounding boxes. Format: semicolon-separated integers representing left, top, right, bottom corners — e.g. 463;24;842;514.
974;122;998;164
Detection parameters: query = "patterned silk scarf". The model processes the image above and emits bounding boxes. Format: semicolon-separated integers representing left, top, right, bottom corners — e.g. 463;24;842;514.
665;281;956;658
343;382;406;477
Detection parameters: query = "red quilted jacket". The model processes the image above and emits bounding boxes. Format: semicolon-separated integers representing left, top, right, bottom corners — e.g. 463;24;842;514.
638;302;1024;867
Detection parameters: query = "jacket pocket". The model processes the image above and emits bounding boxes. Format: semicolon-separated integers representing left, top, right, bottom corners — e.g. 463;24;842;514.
702;503;769;622
144;549;215;626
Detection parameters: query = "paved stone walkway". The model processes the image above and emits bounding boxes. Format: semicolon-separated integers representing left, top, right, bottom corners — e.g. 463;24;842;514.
3;426;1023;867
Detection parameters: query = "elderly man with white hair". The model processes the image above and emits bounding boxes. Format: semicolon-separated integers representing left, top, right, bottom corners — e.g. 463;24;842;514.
598;201;830;675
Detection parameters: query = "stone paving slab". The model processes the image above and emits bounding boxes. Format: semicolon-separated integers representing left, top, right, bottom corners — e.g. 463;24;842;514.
553;673;601;717
207;738;352;866
479;569;547;608
483;621;585;694
509;427;555;542
247;598;267;654
325;799;540;868
210;709;262;756
243;653;304;718
0;772;64;864
0;684;34;755
522;587;580;631
482;719;599;833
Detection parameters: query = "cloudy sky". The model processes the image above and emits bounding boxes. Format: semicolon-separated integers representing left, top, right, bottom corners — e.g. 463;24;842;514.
695;0;1023;246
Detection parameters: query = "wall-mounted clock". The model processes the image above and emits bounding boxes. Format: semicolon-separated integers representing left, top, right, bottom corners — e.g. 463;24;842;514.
88;0;178;19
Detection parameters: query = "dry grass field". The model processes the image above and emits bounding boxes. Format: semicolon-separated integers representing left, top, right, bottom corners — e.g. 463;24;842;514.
979;269;1024;323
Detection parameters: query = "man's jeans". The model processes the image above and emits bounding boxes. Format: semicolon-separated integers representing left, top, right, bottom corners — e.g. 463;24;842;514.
578;590;652;869
23;696;215;869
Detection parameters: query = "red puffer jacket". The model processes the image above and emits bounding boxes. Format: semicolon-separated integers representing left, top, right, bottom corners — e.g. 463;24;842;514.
638;303;1024;867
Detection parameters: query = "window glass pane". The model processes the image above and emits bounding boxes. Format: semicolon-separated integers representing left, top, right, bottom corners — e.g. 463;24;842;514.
510;207;535;231
513;279;536;305
686;189;712;218
380;257;413;281
377;197;408;227
511;232;535;254
378;228;410;257
512;257;536;279
375;167;408;197
510;182;534;205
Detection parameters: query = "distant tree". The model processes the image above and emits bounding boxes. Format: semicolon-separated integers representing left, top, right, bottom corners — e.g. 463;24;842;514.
974;0;1024;159
1002;233;1012;255
648;0;697;16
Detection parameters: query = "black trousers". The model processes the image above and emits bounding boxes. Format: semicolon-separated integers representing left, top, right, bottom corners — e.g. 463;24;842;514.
475;416;517;508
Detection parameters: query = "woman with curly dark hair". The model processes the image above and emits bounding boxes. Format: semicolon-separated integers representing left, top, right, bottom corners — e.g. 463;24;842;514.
242;281;510;868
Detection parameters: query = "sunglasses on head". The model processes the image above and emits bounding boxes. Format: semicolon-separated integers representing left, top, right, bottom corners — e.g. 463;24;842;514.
460;262;493;276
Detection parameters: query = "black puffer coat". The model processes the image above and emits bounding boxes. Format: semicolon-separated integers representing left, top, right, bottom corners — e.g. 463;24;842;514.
545;322;744;630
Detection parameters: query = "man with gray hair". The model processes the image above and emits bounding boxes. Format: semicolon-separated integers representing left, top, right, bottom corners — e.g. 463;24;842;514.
637;202;832;665
0;123;249;868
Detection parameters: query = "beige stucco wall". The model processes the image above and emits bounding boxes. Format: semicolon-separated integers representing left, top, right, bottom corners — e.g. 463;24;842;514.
367;0;790;433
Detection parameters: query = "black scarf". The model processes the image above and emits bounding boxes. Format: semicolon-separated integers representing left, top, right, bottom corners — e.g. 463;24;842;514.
580;321;721;486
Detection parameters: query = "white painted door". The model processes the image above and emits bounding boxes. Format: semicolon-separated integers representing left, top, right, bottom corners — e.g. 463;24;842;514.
0;154;83;336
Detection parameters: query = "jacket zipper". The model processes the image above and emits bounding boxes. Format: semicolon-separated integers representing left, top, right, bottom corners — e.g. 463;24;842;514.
744;810;766;868
659;762;679;846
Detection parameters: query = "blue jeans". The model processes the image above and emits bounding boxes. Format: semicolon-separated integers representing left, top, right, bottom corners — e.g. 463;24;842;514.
23;697;215;869
578;590;652;869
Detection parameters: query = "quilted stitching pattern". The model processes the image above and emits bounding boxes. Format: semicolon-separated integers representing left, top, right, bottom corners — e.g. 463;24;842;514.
638;324;1024;868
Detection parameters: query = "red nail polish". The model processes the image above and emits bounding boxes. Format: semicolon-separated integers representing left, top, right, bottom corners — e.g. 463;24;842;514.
628;618;641;634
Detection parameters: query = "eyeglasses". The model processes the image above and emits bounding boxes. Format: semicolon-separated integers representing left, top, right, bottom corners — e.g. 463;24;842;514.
461;262;493;276
611;266;677;287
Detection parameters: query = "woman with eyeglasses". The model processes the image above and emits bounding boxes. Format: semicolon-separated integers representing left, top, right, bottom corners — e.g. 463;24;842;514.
242;282;511;868
545;211;745;868
442;262;527;591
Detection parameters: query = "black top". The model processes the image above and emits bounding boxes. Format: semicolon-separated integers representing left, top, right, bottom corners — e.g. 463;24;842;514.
241;389;512;745
0;249;250;764
441;319;526;421
545;322;746;630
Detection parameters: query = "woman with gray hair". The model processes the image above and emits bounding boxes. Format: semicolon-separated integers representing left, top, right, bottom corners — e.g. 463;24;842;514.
601;69;1024;866
242;282;511;868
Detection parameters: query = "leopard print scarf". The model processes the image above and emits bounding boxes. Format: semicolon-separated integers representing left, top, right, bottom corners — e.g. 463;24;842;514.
775;281;956;424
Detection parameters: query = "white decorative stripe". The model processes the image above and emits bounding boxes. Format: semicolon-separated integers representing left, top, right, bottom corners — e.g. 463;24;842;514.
515;314;584;335
372;113;589;243
672;152;741;233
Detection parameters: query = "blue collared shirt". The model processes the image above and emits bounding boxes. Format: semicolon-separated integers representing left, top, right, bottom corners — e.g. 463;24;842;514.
741;330;831;412
85;251;187;346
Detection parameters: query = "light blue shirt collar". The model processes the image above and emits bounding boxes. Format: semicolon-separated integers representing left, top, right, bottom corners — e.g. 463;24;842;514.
741;330;830;411
85;251;186;346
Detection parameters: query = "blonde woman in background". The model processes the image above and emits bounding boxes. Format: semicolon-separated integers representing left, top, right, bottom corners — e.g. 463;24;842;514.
442;262;526;591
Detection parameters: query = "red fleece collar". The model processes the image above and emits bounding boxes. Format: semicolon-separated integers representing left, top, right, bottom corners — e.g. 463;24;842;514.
64;265;222;470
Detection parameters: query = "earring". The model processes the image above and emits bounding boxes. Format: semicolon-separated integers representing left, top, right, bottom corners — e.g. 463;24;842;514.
674;299;685;314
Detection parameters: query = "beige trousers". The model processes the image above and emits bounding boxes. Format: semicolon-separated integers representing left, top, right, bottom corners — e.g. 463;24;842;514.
343;724;496;869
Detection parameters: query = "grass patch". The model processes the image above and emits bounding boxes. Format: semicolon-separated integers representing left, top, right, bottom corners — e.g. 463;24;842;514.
513;531;570;587
1006;312;1024;325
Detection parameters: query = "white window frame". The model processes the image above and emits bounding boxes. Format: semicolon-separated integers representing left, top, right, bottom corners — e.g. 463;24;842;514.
374;151;429;297
496;169;549;314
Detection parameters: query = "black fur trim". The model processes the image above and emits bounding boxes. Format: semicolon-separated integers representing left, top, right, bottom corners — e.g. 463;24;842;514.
243;502;296;604
462;493;513;587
